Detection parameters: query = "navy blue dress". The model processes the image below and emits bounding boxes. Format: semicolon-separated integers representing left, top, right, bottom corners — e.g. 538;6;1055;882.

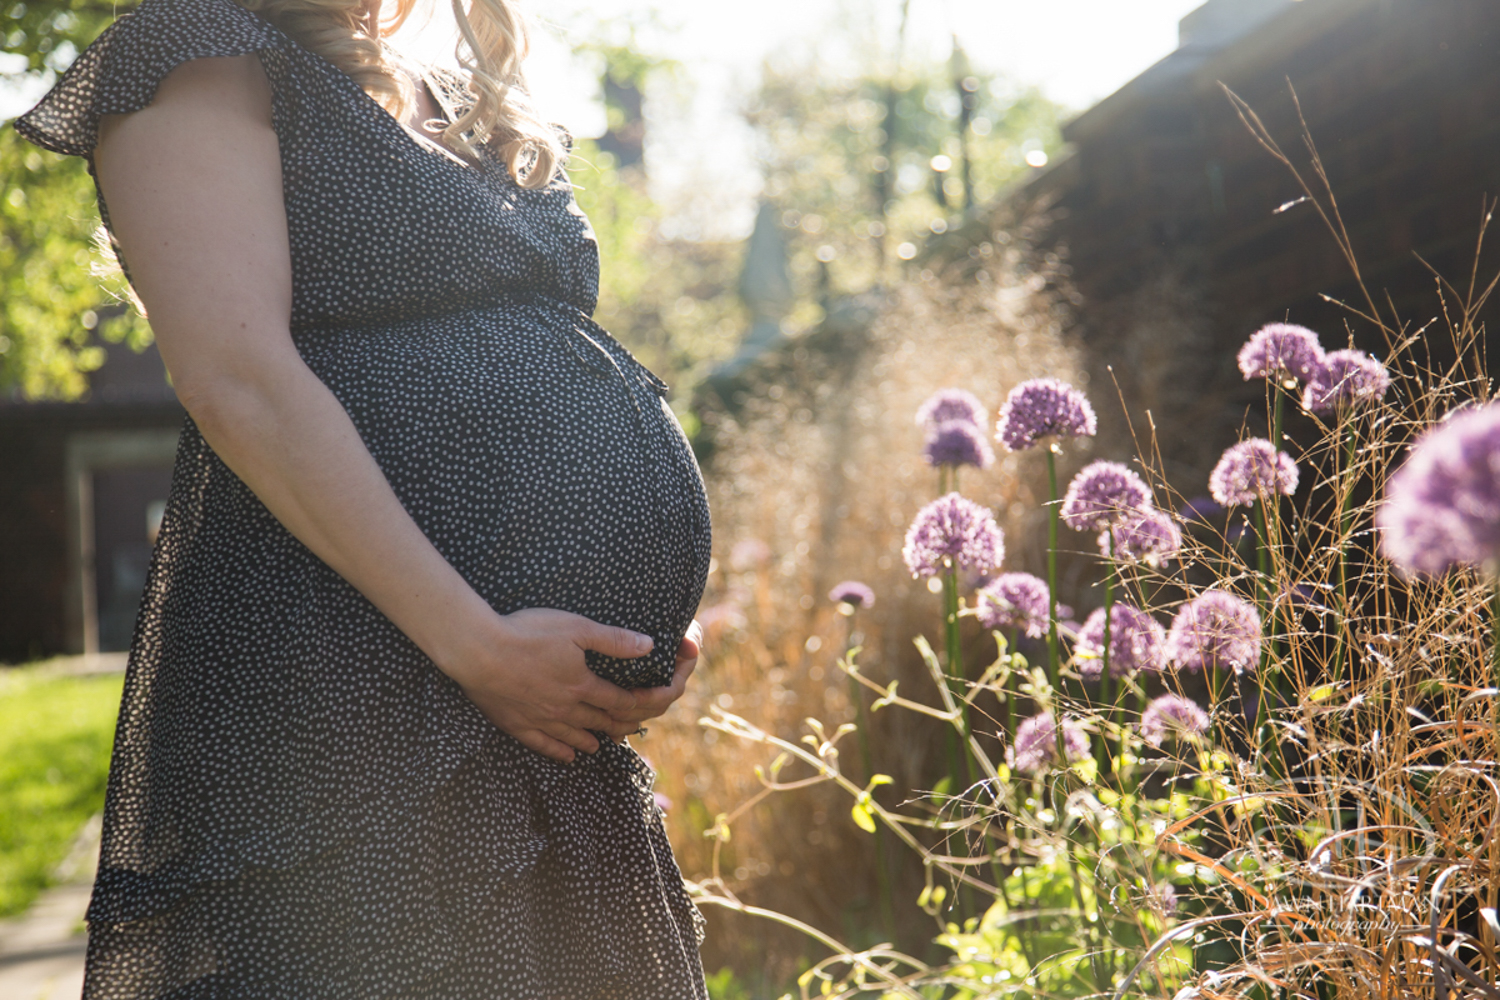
16;0;712;996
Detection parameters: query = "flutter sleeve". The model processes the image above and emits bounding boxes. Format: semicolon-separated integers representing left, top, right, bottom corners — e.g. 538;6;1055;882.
13;0;285;157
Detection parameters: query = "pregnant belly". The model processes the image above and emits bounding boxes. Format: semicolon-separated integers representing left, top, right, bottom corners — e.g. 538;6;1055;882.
295;304;712;689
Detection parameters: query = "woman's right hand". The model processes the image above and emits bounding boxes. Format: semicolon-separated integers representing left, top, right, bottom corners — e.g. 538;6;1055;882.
438;607;653;763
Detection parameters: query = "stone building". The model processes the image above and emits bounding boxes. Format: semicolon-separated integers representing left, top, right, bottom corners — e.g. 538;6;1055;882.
0;340;180;660
1019;0;1500;475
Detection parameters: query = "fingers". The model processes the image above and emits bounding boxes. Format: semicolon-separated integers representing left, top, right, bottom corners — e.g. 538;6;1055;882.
544;722;601;756
576;672;639;716
577;622;654;660
677;620;703;661
513;728;579;763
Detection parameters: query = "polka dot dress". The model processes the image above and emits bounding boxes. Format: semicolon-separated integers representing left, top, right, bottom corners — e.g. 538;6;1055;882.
16;0;713;996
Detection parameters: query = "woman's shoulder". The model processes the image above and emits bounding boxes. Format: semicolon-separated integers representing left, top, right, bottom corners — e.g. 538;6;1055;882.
14;0;286;157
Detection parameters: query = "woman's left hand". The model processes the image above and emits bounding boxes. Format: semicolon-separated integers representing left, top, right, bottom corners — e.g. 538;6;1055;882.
614;619;702;727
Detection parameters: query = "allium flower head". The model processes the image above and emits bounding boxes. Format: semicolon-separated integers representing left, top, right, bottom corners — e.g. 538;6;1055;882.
1209;439;1299;507
1302;349;1392;415
1140;694;1210;747
1377;403;1500;576
995;378;1097;452
1061;461;1151;534
977;573;1050;637
902;493;1006;579
916;388;986;430
1164;590;1262;674
1074;603;1166;678
1106;508;1183;566
828;580;875;610
924;420;995;469
1011;712;1090;774
1237;323;1326;384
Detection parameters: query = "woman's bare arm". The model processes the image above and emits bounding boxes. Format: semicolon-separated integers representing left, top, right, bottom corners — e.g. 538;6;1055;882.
94;53;678;762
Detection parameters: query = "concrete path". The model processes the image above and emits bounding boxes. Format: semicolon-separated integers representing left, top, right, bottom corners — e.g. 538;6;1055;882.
0;806;104;1000
0;881;90;1000
0;654;126;999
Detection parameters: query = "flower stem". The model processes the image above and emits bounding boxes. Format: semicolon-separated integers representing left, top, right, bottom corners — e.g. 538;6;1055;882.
1253;501;1283;778
1045;447;1067;766
1333;424;1356;686
1492;583;1500;736
943;564;969;789
1098;550;1116;778
844;629;895;939
1269;386;1289;704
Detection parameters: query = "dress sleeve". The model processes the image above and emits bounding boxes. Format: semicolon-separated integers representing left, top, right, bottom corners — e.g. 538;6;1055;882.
13;0;285;158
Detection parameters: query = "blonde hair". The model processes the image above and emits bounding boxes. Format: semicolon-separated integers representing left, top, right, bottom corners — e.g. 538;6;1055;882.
235;0;564;188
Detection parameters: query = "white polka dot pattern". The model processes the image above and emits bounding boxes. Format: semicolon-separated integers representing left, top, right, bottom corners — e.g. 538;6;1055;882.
16;0;712;996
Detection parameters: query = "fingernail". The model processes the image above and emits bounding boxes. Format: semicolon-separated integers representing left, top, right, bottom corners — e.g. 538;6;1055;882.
633;632;654;654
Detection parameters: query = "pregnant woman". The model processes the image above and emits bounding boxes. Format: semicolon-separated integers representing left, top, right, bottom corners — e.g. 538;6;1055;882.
15;0;712;995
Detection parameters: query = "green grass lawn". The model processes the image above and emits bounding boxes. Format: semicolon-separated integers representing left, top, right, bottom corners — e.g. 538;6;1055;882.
0;666;122;917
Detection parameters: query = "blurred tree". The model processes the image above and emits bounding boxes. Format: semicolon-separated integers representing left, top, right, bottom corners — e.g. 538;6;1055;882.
564;34;743;414
2;0;148;399
746;47;1066;307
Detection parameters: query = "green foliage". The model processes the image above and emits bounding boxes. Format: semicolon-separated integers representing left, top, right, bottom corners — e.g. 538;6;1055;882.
567;138;743;393
3;0;123;74
0;667;123;916
0;129;149;398
704;966;753;1000
748;57;1065;302
3;0;149;399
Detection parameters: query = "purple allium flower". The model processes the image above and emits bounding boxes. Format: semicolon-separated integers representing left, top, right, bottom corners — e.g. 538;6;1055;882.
1302;348;1392;415
1074;603;1166;678
1164;590;1262;674
995;378;1097;452
1209;439;1299;507
1060;461;1152;533
1140;694;1211;747
916;388;987;430
1377;403;1500;576
902;492;1006;579
924;420;996;469
1237;323;1326;384
1010;712;1090;774
1105;507;1183;566
976;572;1050;637
828;580;875;610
